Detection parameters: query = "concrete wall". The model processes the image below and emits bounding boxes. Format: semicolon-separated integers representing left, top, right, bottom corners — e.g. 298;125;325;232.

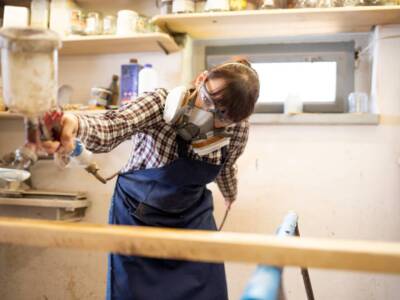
1;17;400;300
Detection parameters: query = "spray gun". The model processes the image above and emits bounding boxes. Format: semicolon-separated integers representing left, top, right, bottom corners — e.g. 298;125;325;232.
0;27;59;183
0;27;113;185
54;139;116;184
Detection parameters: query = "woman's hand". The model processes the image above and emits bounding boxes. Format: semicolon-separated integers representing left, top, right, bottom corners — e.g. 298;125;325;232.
42;113;79;155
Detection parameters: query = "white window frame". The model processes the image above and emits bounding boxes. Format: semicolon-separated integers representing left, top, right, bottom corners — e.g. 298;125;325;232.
206;42;355;114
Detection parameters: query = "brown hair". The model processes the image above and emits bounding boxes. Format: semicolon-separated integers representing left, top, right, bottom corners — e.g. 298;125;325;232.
206;58;260;123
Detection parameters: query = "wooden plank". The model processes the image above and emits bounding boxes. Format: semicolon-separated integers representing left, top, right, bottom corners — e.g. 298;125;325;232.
60;33;180;56
0;198;90;209
153;6;400;39
1;217;400;274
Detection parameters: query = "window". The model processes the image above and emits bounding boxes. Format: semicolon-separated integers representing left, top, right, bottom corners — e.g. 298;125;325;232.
206;42;355;113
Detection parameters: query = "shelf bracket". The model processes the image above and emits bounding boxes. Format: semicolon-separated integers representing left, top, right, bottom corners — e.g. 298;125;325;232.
156;41;170;55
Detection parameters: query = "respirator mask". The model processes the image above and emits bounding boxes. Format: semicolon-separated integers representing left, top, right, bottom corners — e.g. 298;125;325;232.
163;84;233;156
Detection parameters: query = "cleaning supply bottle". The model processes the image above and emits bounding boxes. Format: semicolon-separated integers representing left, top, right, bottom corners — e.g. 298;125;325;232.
138;64;158;95
120;58;142;105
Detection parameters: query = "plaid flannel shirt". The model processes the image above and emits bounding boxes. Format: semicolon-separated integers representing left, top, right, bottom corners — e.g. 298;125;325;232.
75;88;249;202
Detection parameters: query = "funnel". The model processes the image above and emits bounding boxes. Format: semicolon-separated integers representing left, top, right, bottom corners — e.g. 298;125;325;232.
0;167;31;182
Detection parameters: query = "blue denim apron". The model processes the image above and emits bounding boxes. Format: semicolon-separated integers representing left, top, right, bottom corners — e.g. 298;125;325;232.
107;137;229;300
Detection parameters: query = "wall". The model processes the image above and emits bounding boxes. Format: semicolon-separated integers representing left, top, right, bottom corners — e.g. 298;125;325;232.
1;21;400;300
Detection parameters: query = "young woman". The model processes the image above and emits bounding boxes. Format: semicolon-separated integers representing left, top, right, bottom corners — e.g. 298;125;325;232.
51;59;260;300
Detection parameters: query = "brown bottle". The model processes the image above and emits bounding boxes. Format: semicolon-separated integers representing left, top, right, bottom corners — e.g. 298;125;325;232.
108;74;120;106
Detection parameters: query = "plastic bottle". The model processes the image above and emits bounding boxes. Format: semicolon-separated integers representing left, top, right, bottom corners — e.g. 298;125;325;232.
138;64;158;95
55;139;93;169
120;58;142;105
107;74;120;106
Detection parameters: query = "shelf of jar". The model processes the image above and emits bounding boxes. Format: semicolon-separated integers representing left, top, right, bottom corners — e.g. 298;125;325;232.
60;32;181;55
152;6;400;39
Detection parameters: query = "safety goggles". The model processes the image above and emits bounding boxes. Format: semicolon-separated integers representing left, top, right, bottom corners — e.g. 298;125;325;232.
198;83;232;124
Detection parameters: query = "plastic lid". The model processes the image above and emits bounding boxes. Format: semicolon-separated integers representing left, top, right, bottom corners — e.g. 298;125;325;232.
144;64;153;68
0;27;61;52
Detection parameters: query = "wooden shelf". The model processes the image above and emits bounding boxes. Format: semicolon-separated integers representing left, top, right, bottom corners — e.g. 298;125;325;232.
0;112;23;119
0;197;90;209
0;110;108;120
60;32;181;56
153;6;400;39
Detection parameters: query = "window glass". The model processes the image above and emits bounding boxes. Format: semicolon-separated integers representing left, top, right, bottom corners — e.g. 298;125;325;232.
253;61;337;104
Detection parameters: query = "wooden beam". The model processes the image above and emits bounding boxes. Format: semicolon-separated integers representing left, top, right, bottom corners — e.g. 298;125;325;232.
1;217;400;274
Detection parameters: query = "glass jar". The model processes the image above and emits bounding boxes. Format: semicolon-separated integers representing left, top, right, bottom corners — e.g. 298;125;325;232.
136;15;150;33
262;0;276;8
103;15;116;35
247;0;260;8
195;0;207;11
205;0;230;11
158;0;173;14
172;0;195;13
358;0;381;5
295;0;319;7
318;0;333;7
230;0;247;10
70;9;86;35
86;12;102;35
263;0;288;7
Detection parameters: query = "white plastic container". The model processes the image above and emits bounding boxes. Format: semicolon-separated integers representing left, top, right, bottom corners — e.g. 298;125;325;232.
3;6;30;28
0;28;61;118
348;92;369;113
284;93;303;114
31;0;50;28
138;64;158;95
49;0;79;36
117;10;138;35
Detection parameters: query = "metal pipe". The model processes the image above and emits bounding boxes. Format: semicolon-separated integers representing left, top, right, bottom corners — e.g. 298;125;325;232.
296;225;315;300
241;212;298;300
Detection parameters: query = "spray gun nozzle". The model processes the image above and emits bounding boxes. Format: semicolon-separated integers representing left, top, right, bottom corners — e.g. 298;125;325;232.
85;163;107;184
